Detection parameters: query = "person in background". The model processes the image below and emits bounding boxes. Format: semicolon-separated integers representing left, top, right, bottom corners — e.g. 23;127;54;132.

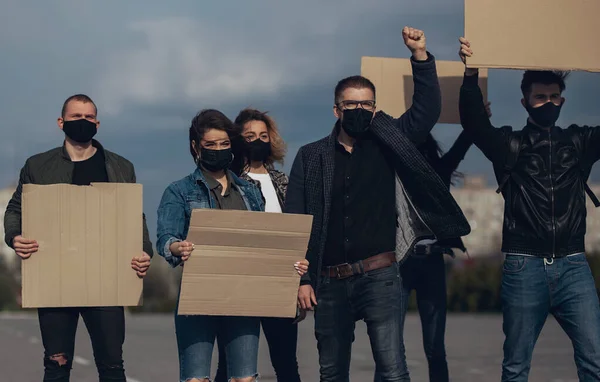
373;103;491;382
156;109;308;382
4;94;153;382
459;36;600;381
214;108;303;382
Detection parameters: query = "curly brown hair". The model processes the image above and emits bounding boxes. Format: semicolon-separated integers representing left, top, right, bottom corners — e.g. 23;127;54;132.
234;108;287;166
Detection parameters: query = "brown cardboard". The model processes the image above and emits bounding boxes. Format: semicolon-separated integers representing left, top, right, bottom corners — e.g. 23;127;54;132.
21;183;143;308
465;0;600;72
178;209;313;318
361;57;488;124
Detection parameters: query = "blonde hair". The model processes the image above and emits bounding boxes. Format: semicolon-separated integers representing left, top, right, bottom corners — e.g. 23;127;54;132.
234;108;287;166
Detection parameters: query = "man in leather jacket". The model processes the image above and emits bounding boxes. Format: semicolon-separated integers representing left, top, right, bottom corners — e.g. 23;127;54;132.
458;38;600;381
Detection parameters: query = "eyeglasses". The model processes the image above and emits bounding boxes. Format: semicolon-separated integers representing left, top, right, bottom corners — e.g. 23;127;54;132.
337;100;376;111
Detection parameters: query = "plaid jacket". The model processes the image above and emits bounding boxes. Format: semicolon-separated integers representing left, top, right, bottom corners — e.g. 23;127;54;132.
240;163;288;209
285;54;471;288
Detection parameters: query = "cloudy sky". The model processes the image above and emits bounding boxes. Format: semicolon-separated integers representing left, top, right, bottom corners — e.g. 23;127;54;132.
1;0;599;237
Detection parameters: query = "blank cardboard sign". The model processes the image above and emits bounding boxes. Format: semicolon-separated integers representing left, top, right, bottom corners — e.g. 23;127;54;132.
361;57;488;124
178;209;313;318
465;0;600;72
21;183;143;308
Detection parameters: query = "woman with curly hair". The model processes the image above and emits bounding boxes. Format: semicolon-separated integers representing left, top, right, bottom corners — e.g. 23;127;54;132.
215;108;303;382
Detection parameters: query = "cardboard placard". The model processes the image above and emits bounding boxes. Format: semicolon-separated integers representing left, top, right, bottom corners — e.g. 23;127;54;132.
361;57;488;124
465;0;600;72
21;183;143;308
178;209;313;318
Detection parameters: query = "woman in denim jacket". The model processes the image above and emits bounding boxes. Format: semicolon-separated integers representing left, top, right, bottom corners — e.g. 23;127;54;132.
156;109;308;382
215;108;302;382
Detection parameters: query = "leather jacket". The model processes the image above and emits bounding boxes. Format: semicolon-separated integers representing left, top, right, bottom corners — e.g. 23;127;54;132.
459;73;600;257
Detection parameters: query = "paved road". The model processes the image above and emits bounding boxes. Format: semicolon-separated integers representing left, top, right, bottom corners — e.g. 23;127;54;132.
0;312;577;381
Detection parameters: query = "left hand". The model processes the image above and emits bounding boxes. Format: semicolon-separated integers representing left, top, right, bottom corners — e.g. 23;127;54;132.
131;252;151;278
402;26;427;60
294;259;309;276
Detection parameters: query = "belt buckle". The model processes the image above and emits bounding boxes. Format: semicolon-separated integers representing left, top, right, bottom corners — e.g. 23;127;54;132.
334;263;351;279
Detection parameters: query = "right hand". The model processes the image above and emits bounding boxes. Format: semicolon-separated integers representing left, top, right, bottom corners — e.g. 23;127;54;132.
169;240;195;262
297;284;317;311
458;37;478;76
12;236;38;259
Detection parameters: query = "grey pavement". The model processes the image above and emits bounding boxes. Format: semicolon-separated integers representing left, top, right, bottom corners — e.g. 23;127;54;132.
0;312;577;382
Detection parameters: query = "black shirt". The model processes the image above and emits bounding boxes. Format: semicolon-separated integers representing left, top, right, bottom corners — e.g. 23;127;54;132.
201;169;247;211
323;132;397;266
71;149;109;185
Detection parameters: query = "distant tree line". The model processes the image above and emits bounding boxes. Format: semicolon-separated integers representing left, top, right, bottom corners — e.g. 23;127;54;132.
1;252;599;313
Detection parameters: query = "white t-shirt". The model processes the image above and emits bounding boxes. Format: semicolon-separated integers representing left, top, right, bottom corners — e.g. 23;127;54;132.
247;172;282;213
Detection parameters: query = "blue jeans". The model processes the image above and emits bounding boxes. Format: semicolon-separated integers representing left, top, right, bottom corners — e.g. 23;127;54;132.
314;262;409;382
502;253;600;381
175;313;260;381
374;252;449;382
215;317;301;382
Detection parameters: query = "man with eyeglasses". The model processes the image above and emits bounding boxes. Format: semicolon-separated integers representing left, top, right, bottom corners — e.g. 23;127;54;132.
285;26;470;382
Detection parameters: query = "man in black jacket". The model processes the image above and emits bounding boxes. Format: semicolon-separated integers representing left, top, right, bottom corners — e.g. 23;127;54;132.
4;94;153;382
459;38;600;381
284;26;471;382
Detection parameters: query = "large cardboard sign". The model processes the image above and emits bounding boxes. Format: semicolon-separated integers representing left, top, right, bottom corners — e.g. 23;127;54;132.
465;0;600;72
21;183;144;308
361;57;488;124
178;209;313;318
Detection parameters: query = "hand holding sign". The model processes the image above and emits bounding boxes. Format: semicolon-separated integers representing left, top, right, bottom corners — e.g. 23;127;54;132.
459;37;479;77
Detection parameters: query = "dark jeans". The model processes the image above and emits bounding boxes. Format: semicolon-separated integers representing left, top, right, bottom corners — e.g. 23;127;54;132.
215;317;301;382
374;252;449;382
38;306;126;382
502;253;600;381
315;262;409;382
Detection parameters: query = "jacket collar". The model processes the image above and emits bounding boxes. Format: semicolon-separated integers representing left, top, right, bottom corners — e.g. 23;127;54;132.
192;167;250;190
60;139;105;161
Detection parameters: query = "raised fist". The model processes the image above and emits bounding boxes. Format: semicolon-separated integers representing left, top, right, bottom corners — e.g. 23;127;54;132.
402;26;427;60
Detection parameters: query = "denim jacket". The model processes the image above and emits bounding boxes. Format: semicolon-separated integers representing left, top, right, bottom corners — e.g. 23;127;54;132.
156;167;265;267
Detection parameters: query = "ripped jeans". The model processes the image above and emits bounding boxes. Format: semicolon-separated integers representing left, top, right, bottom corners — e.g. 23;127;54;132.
38;306;126;382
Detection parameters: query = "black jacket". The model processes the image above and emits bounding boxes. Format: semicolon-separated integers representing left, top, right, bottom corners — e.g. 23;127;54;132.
4;140;154;256
285;54;471;289
459;72;600;257
424;130;473;252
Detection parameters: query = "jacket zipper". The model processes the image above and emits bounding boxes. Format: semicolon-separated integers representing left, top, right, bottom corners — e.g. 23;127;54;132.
549;129;556;258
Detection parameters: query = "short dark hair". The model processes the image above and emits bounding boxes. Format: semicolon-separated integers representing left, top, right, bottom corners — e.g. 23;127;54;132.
61;94;97;118
188;109;241;160
520;70;569;98
334;76;376;104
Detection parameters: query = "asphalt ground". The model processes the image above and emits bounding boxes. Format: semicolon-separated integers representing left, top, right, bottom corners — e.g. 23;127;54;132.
0;312;577;382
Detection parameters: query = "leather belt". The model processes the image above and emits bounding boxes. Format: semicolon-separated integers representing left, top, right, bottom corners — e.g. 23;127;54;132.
321;252;396;280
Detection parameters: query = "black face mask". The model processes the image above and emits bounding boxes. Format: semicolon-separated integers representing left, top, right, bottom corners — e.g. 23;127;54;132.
198;147;233;172
341;108;374;138
526;101;563;128
245;139;272;162
62;119;97;143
